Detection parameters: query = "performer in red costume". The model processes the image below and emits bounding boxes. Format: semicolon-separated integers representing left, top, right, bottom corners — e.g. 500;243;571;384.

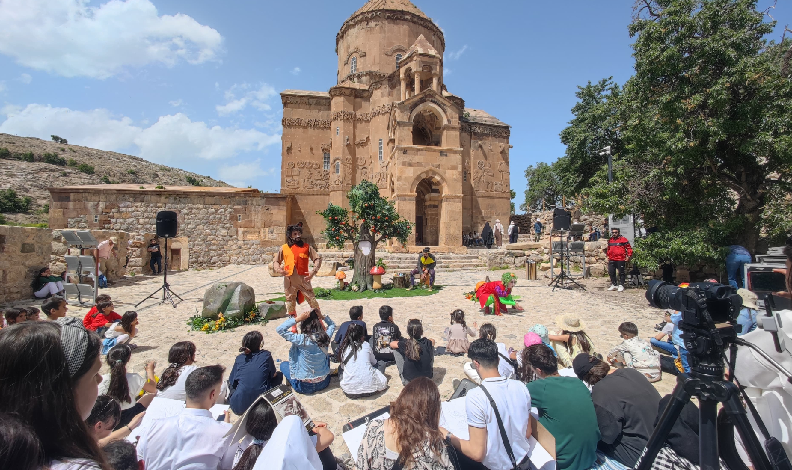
470;272;524;316
274;224;323;317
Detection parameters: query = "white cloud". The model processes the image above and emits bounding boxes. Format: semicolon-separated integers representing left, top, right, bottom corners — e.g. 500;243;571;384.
169;99;183;107
0;0;223;79
216;82;276;116
0;104;280;165
445;68;453;76
18;73;32;84
448;45;468;60
0;81;6;93
290;67;301;76
218;160;276;187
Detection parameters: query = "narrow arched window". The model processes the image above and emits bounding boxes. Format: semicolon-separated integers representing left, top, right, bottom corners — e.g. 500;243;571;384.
323;153;330;170
378;139;383;161
395;54;402;69
335;161;340;174
351;56;357;74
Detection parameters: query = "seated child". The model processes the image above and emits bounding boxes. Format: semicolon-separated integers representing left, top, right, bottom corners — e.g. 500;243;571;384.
332;305;367;355
32;267;64;298
3;308;25;327
157;341;198;401
102;311;138;354
337;323;388;398
82;295;119;334
463;323;518;383
98;344;157;429
23;307;40;322
607;322;662;382
444;309;477;355
370;305;402;373
228;332;284;414
549;315;596;368
42;296;68;321
389;319;435;385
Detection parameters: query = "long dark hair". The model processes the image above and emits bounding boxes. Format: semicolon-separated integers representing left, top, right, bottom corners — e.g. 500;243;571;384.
157;341;196;391
106;344;132;404
479;323;497;341
516;348;537;383
120;311;137;334
232;400;278;470
336;323;366;362
405;319;423;361
389;377;444;468
450;309;466;328
240;332;263;354
561;330;594;354
0;322;107;468
300;309;330;348
0;412;45;470
85;396;121;428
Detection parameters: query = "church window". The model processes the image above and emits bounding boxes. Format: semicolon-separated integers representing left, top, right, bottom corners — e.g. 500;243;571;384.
463;170;467;182
335;161;340;174
395;54;402;69
94;215;99;223
323;153;330;170
351;56;357;74
237;215;242;222
336;127;339;136
378;139;383;161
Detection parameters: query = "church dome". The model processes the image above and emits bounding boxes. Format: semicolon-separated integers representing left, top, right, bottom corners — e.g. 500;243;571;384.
347;0;430;22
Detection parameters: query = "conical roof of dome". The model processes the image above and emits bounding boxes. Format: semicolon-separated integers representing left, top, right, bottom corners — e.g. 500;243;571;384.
347;0;429;21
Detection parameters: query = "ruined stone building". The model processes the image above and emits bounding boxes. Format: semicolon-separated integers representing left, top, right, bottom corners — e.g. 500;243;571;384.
47;0;513;273
281;0;512;247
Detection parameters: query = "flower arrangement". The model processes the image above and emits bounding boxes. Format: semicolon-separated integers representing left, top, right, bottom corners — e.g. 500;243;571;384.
188;304;266;334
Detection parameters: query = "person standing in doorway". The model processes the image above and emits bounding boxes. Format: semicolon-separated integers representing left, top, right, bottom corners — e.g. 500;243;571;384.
494;219;504;248
605;228;633;292
534;219;543;242
147;238;162;275
725;245;752;289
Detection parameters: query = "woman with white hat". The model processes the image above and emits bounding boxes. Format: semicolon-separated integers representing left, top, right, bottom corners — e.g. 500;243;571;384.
549;315;596;369
736;288;759;336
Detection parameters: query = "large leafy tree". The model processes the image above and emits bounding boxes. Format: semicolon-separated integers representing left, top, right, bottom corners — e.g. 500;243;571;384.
318;181;412;291
522;162;565;211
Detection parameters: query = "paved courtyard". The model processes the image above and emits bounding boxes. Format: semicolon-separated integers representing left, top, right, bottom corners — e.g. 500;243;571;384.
8;265;675;457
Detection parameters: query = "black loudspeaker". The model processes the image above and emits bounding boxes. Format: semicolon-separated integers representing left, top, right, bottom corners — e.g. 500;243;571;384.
156;211;178;238
552;208;571;231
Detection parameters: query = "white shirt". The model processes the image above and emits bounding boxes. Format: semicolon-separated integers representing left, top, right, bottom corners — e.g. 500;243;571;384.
466;376;532;470
339;342;388;395
98;372;147;410
496;343;515;379
157;365;198;401
50;459;101;470
137;408;234;470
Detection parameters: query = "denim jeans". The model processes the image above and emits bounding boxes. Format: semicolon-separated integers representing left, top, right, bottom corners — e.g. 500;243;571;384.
736;308;758;336
650;338;690;373
279;361;330;394
726;251;752;289
150;256;162;274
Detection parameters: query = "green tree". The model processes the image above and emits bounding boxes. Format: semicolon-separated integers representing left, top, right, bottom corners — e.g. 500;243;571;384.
0;189;32;213
556;78;623;195
510;189;516;214
522;162;564;211
317;180;411;291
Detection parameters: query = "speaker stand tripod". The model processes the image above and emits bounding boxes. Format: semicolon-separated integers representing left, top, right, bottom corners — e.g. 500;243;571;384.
136;237;183;308
548;231;586;291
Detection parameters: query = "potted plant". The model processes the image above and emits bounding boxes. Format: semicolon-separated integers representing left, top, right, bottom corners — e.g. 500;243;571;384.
370;259;387;289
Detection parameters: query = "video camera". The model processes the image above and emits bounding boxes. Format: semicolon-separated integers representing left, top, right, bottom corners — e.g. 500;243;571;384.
646;280;742;369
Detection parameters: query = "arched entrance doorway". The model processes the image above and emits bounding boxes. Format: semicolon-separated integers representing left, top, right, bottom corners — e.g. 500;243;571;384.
415;177;442;246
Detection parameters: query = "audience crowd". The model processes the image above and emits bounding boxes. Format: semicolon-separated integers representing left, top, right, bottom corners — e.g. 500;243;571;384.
0;288;759;470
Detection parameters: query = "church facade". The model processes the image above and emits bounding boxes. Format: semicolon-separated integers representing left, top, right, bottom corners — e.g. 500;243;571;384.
281;0;512;247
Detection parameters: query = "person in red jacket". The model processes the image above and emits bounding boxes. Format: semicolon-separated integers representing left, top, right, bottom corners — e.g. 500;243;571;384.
604;228;633;292
82;295;121;334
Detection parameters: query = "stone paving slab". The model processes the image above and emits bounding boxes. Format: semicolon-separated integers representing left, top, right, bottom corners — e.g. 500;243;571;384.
4;265;675;458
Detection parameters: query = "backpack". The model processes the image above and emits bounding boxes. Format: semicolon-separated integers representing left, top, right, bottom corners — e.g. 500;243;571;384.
98;274;108;288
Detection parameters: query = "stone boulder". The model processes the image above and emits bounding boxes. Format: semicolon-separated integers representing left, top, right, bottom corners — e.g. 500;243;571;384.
589;264;606;277
258;301;288;321
316;261;341;277
506;241;543;250
202;282;256;320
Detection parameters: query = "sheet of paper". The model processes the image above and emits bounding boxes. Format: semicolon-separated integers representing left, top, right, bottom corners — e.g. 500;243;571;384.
439;397;469;440
126;397;229;443
342;411;389;464
528;435;556;470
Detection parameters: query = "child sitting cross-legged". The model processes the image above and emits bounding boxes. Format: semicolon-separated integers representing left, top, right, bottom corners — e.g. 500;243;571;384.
607;322;662;383
443;309;477;356
102;311;138;354
338;323;388;398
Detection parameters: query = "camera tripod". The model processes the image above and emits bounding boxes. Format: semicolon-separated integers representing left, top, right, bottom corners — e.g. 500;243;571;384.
634;332;791;470
548;231;585;291
135;237;183;308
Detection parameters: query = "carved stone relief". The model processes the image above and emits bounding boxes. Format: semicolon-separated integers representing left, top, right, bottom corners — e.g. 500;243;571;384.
461;123;510;139
282;117;331;129
285;142;292;155
330;104;392;123
472;160;495;193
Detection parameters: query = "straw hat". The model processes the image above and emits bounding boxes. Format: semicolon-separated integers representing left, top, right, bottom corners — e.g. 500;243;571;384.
556;315;587;332
109;236;118;244
737;288;759;310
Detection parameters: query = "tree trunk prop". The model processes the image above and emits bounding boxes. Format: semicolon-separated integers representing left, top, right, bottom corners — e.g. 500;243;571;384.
351;227;377;292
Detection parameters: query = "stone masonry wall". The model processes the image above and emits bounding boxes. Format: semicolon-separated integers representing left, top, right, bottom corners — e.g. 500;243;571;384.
0;226;52;303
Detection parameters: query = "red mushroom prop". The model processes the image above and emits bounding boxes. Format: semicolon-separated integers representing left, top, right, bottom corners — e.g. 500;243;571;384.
369;266;385;289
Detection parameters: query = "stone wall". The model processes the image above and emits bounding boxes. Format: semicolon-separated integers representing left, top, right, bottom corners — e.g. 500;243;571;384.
0;225;52;303
49;185;291;271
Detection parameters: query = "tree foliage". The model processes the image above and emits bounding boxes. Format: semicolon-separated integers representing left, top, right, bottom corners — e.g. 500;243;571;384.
0;189;32;213
318;180;411;291
522;162;565;211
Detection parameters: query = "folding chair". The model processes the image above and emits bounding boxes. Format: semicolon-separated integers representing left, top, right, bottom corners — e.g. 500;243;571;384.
76;284;96;305
63;283;80;304
78;255;97;276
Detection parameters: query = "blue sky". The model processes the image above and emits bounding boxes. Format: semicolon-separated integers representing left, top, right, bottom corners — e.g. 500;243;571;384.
1;0;789;201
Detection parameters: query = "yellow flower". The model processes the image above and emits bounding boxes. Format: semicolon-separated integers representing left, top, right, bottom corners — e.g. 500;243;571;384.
201;324;209;331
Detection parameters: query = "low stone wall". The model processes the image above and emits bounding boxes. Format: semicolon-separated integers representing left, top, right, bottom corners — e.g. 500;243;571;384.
0;226;52;303
479;239;611;274
511;210;608;235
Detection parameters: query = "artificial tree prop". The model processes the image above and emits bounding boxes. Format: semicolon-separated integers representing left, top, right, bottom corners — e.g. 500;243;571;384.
318;180;411;291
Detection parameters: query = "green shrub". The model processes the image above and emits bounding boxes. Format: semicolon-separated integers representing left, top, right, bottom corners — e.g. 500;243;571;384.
60;171;68;176
20;152;34;162
77;163;95;175
0;148;10;159
185;175;202;186
0;214;5;224
140;186;145;189
67;158;78;166
127;169;137;175
37;204;50;215
42;153;67;166
156;185;165;189
101;175;111;184
0;189;32;213
50;135;67;144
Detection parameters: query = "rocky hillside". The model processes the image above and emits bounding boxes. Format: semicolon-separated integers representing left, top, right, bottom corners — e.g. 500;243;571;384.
0;133;230;225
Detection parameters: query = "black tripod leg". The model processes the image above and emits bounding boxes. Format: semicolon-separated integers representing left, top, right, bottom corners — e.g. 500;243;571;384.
635;374;695;470
721;381;776;470
699;398;720;470
135;285;165;307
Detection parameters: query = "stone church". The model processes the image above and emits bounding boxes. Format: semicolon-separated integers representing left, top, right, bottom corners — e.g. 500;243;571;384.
282;0;512;247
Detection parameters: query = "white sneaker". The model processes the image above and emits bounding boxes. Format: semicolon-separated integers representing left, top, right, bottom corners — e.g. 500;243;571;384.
617;285;625;292
607;285;618;291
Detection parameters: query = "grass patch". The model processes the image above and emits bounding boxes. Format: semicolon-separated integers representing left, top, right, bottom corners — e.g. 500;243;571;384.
267;285;443;302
